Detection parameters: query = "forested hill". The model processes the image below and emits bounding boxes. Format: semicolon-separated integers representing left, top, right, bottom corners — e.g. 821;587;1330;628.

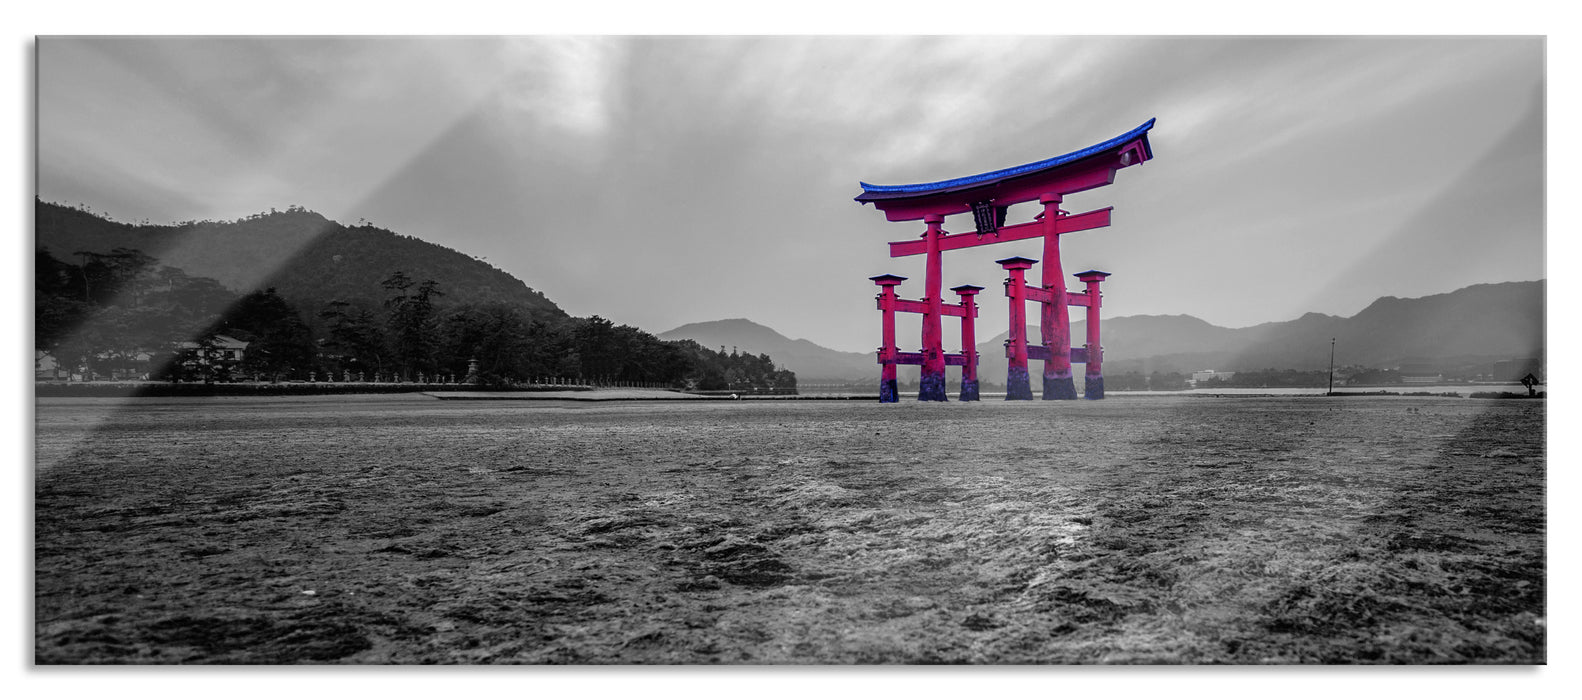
34;199;566;322
35;199;798;392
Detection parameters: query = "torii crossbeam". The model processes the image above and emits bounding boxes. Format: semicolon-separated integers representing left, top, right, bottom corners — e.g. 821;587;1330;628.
856;119;1155;402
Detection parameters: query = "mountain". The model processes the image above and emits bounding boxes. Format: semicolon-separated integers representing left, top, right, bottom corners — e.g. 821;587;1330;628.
1324;283;1544;365
656;319;875;383
664;280;1544;386
980;281;1541;376
35;200;567;327
39;199;1541;385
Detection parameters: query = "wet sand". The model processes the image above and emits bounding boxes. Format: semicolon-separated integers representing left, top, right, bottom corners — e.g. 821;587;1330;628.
34;394;1545;663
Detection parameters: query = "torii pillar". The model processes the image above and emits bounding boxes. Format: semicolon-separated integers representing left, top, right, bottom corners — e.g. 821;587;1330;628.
1039;193;1078;400
998;256;1037;400
1076;270;1111;399
918;215;948;401
952;284;984;401
871;274;906;403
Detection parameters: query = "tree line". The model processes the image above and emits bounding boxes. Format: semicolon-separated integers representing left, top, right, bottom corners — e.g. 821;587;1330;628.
1197;369;1337;389
35;247;795;392
1101;371;1192;391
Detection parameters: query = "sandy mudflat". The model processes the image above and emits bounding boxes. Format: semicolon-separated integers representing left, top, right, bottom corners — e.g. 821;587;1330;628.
34;394;1545;664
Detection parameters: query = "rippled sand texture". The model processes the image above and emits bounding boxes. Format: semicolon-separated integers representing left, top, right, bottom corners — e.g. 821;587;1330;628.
34;394;1545;664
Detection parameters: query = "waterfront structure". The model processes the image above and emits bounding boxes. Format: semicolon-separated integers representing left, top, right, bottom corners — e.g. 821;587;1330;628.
857;119;1155;401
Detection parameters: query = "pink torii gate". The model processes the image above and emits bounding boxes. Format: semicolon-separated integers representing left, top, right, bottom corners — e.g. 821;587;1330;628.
856;119;1155;402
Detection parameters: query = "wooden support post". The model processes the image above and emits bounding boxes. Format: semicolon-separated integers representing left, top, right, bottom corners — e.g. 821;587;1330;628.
871;274;906;403
952;284;984;401
998;256;1037;400
1076;270;1111;399
919;214;948;401
1040;194;1077;400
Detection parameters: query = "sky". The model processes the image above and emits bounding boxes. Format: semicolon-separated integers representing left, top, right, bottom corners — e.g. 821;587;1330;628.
10;5;1581;696
35;35;1545;354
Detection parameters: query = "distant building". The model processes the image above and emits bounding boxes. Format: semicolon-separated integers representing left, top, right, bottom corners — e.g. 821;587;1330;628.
1397;362;1444;384
81;349;159;380
35;350;62;380
194;335;248;363
37;336;250;382
178;335;248;365
1191;370;1236;386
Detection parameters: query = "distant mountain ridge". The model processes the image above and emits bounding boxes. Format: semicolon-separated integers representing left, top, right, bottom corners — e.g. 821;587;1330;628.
657;319;875;383
35;199;567;326
661;280;1545;383
38;200;1542;385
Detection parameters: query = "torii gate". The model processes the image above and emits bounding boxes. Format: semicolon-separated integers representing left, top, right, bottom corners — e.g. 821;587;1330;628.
856;119;1155;402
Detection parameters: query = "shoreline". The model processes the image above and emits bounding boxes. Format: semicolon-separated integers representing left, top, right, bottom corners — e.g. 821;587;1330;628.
31;382;1543;402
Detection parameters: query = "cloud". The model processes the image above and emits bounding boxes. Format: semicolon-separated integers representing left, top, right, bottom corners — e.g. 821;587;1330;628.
34;36;1545;352
496;37;627;142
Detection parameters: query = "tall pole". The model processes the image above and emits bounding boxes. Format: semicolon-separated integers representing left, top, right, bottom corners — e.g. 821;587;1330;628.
919;214;947;401
1077;270;1111;399
953;285;983;401
999;256;1036;400
871;275;906;403
1040;194;1077;400
1328;337;1336;396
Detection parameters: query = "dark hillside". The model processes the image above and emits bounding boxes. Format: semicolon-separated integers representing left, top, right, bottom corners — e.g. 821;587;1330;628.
257;223;566;323
35;200;800;390
34;199;567;325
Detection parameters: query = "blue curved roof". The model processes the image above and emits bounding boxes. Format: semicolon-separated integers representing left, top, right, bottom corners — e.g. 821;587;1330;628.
857;118;1155;200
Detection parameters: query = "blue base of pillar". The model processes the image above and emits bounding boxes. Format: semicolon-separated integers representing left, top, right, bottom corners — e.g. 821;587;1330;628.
918;371;948;401
960;379;979;402
1006;366;1033;400
1084;374;1104;400
879;378;898;403
1043;372;1078;400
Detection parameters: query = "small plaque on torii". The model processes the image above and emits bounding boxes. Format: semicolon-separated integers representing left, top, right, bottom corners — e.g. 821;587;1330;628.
971;201;1007;235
